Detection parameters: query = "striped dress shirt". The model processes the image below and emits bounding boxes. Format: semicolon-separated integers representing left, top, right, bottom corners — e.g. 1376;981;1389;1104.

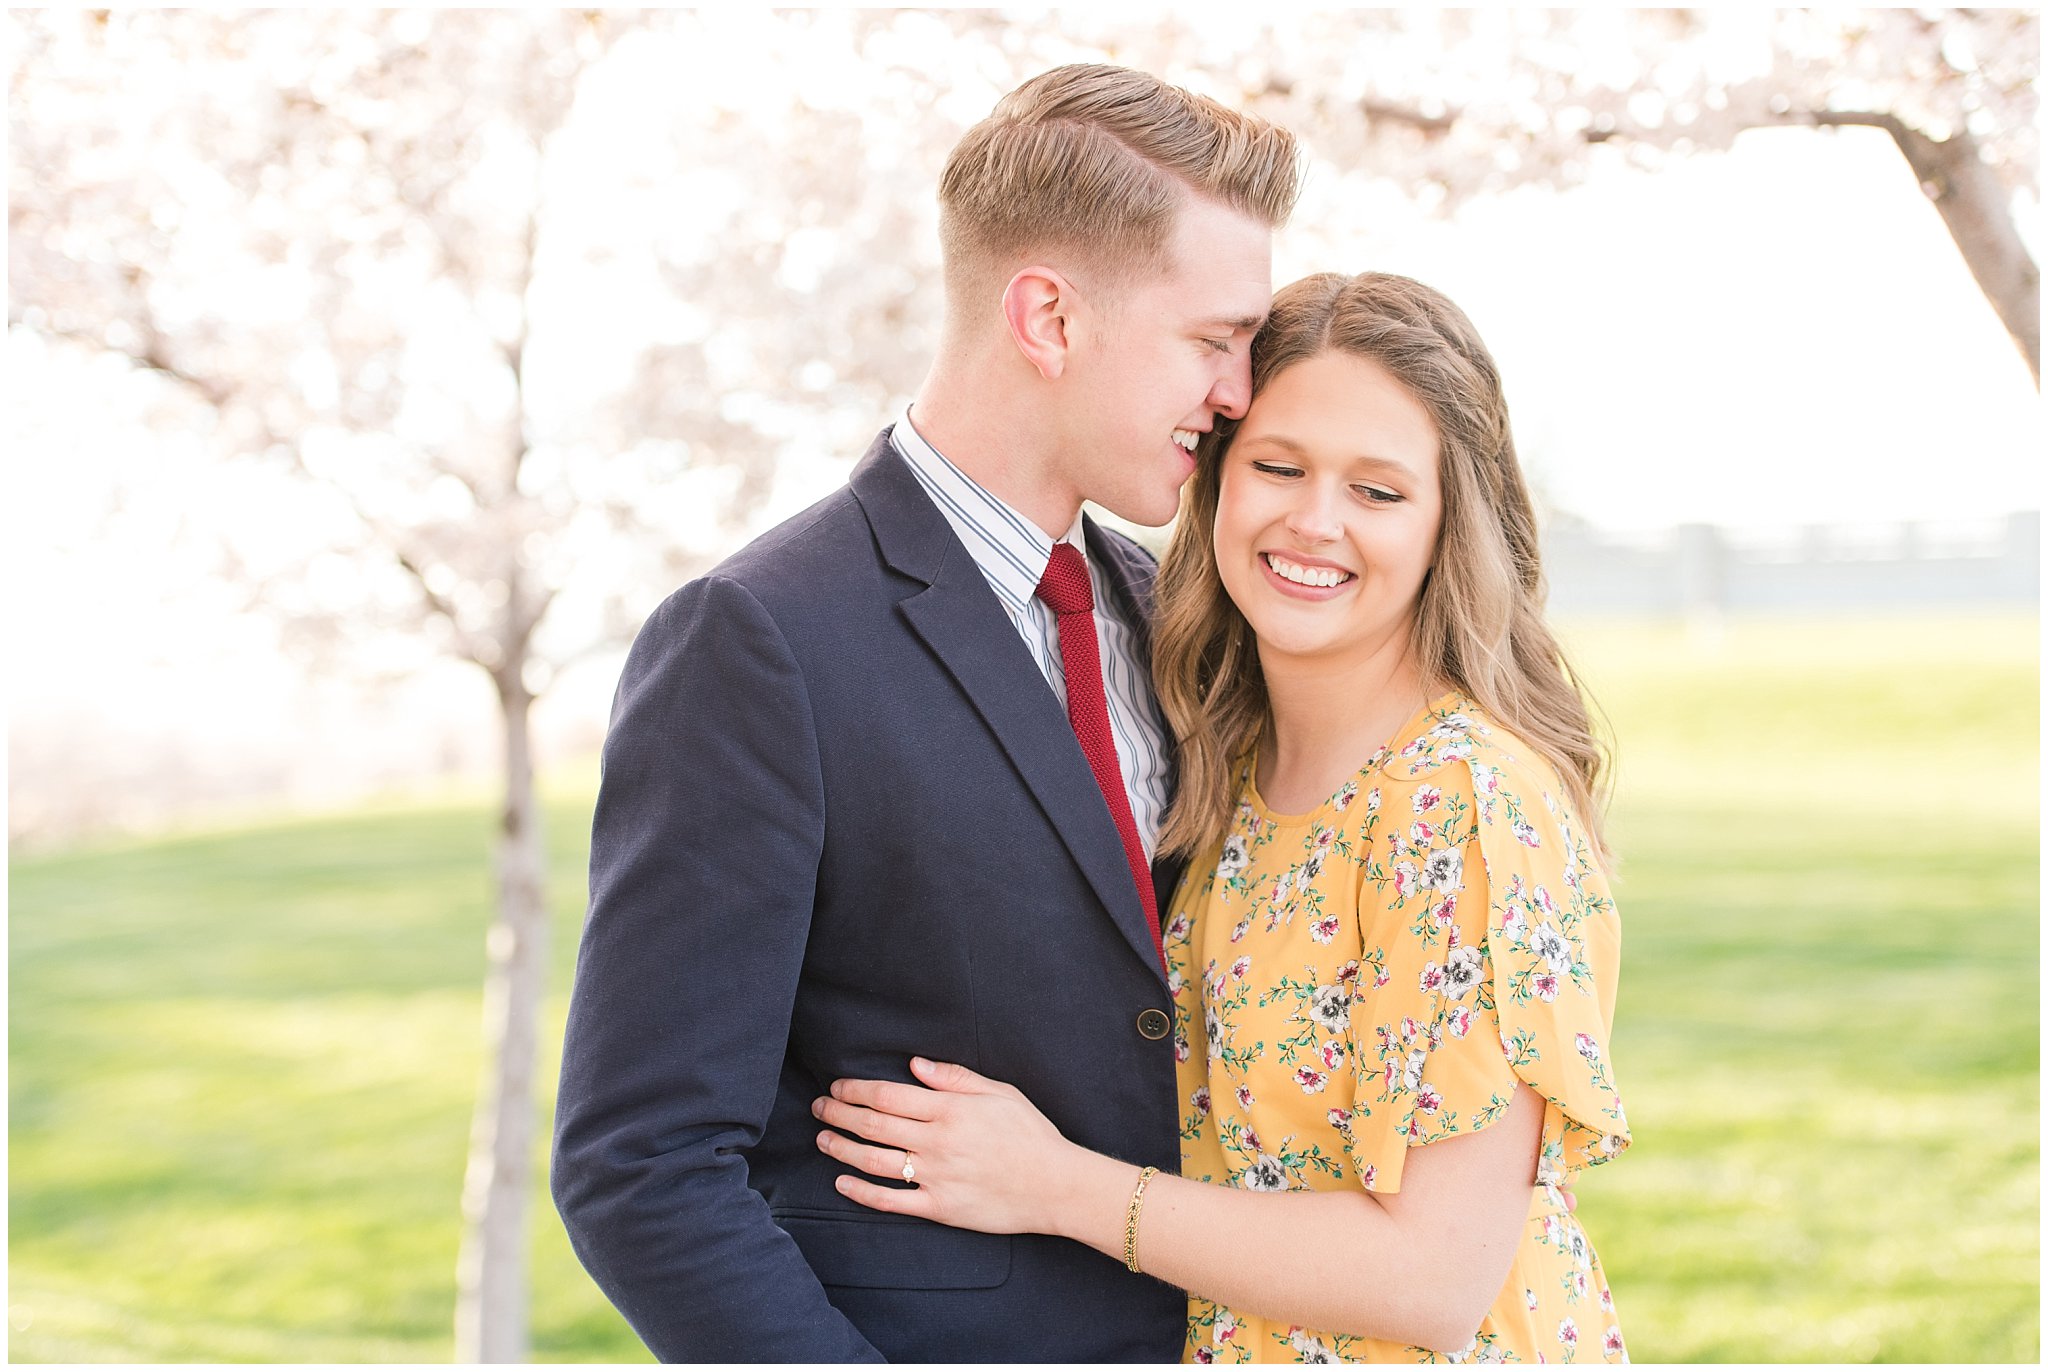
890;406;1172;860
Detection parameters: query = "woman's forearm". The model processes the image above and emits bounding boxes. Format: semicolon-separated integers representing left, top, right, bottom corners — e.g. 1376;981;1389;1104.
1044;1086;1544;1353
814;1063;1540;1351
1048;1150;1475;1351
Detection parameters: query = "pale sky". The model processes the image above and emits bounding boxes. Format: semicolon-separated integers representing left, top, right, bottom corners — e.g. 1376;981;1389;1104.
1273;121;2041;535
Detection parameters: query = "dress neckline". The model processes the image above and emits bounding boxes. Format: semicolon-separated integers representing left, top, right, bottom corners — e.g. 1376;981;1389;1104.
1244;690;1464;826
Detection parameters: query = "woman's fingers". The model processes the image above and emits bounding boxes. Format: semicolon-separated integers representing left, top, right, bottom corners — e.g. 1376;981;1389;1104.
834;1171;940;1220
908;1056;1022;1099
829;1075;943;1121
812;1093;926;1150
816;1126;916;1183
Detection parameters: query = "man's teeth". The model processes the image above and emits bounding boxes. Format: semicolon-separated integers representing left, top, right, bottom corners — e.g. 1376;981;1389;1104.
1171;429;1199;452
1265;554;1353;588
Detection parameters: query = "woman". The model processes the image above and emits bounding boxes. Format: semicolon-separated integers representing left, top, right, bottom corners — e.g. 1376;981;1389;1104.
814;272;1630;1363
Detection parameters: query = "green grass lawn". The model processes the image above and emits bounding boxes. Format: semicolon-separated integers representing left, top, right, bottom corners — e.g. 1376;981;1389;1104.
9;614;2037;1362
1560;616;2039;1362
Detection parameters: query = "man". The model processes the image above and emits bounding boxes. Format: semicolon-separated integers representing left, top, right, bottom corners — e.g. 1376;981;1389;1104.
552;64;1300;1361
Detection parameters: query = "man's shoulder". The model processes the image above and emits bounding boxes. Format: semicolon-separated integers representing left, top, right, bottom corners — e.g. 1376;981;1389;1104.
1096;522;1161;564
712;483;872;591
1083;515;1166;628
629;442;899;650
1086;515;1166;590
699;429;909;601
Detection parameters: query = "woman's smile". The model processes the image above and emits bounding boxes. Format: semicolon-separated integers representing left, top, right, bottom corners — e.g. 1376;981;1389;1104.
1259;550;1356;598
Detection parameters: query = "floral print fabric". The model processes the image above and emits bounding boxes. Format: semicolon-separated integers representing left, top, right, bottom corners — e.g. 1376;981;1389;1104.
1168;696;1630;1363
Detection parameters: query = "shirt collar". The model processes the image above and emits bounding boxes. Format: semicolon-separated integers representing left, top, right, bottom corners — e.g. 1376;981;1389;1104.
892;402;1088;613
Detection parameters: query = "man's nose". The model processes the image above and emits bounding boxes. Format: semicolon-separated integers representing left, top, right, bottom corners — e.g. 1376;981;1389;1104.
1208;354;1252;421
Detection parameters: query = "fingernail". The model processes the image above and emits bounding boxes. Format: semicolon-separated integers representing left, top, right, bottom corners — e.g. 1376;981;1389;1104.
910;1056;930;1070
811;1098;824;1117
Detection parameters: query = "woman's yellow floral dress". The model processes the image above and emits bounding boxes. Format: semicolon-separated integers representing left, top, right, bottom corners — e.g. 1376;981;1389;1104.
1167;695;1631;1364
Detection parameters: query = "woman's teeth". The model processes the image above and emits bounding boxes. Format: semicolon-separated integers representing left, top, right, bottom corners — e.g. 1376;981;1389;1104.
1265;554;1353;588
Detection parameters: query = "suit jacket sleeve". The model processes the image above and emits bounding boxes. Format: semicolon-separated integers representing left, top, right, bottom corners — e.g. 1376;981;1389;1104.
551;574;882;1362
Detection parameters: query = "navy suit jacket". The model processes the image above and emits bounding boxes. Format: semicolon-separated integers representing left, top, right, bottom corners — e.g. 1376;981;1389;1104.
552;431;1190;1362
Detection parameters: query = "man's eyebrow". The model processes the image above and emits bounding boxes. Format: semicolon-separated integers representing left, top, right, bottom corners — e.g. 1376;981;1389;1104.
1204;314;1266;331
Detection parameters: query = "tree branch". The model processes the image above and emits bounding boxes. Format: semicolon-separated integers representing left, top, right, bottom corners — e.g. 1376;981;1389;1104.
392;547;496;668
1358;97;1458;136
30;314;516;662
1770;109;2039;383
1579;101;2040;386
1788;110;1912;138
36;319;240;411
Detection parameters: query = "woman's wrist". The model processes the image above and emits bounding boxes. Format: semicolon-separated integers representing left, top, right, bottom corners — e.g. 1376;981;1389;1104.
1044;1145;1147;1255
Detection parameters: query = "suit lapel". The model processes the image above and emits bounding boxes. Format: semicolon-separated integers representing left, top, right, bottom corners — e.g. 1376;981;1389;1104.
852;437;1169;984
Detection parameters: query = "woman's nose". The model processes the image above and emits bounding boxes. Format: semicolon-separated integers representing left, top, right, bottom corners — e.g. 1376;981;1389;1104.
1285;486;1343;545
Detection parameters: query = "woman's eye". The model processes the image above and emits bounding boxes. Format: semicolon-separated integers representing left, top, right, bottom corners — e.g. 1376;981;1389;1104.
1356;486;1402;504
1251;462;1300;478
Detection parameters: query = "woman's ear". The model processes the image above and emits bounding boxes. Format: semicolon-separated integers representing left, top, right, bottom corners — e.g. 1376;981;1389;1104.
1001;265;1076;381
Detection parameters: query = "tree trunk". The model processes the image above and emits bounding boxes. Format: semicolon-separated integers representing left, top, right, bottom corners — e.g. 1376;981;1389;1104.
1891;124;2039;386
454;673;547;1362
1626;106;2046;387
1805;114;2042;386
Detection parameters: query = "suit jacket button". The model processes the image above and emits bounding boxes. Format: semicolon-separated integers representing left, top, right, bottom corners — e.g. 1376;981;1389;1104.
1136;1008;1171;1040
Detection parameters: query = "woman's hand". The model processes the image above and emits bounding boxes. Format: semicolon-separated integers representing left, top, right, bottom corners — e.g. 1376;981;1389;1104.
813;1056;1096;1237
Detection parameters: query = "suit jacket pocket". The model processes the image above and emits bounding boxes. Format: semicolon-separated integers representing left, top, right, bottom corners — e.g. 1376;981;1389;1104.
775;1210;1012;1290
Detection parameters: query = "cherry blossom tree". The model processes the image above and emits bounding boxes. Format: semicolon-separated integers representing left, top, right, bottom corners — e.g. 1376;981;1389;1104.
1270;8;2040;382
9;7;939;1359
988;8;2039;381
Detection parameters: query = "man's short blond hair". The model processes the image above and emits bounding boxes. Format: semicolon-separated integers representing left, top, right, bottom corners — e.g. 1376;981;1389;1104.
938;64;1302;299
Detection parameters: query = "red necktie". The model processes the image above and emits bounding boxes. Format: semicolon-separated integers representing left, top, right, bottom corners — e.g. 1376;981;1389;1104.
1035;541;1163;970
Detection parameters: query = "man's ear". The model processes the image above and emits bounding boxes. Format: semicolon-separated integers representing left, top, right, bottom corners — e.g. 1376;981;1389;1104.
1001;266;1077;380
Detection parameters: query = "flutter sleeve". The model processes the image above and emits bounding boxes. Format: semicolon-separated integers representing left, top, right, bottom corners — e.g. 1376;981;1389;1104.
1338;734;1630;1194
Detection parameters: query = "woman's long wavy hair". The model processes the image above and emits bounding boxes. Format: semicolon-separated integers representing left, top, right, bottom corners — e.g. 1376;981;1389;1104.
1153;271;1613;868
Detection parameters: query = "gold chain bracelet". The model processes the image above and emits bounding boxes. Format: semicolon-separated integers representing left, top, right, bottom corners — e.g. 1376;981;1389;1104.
1122;1165;1159;1274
